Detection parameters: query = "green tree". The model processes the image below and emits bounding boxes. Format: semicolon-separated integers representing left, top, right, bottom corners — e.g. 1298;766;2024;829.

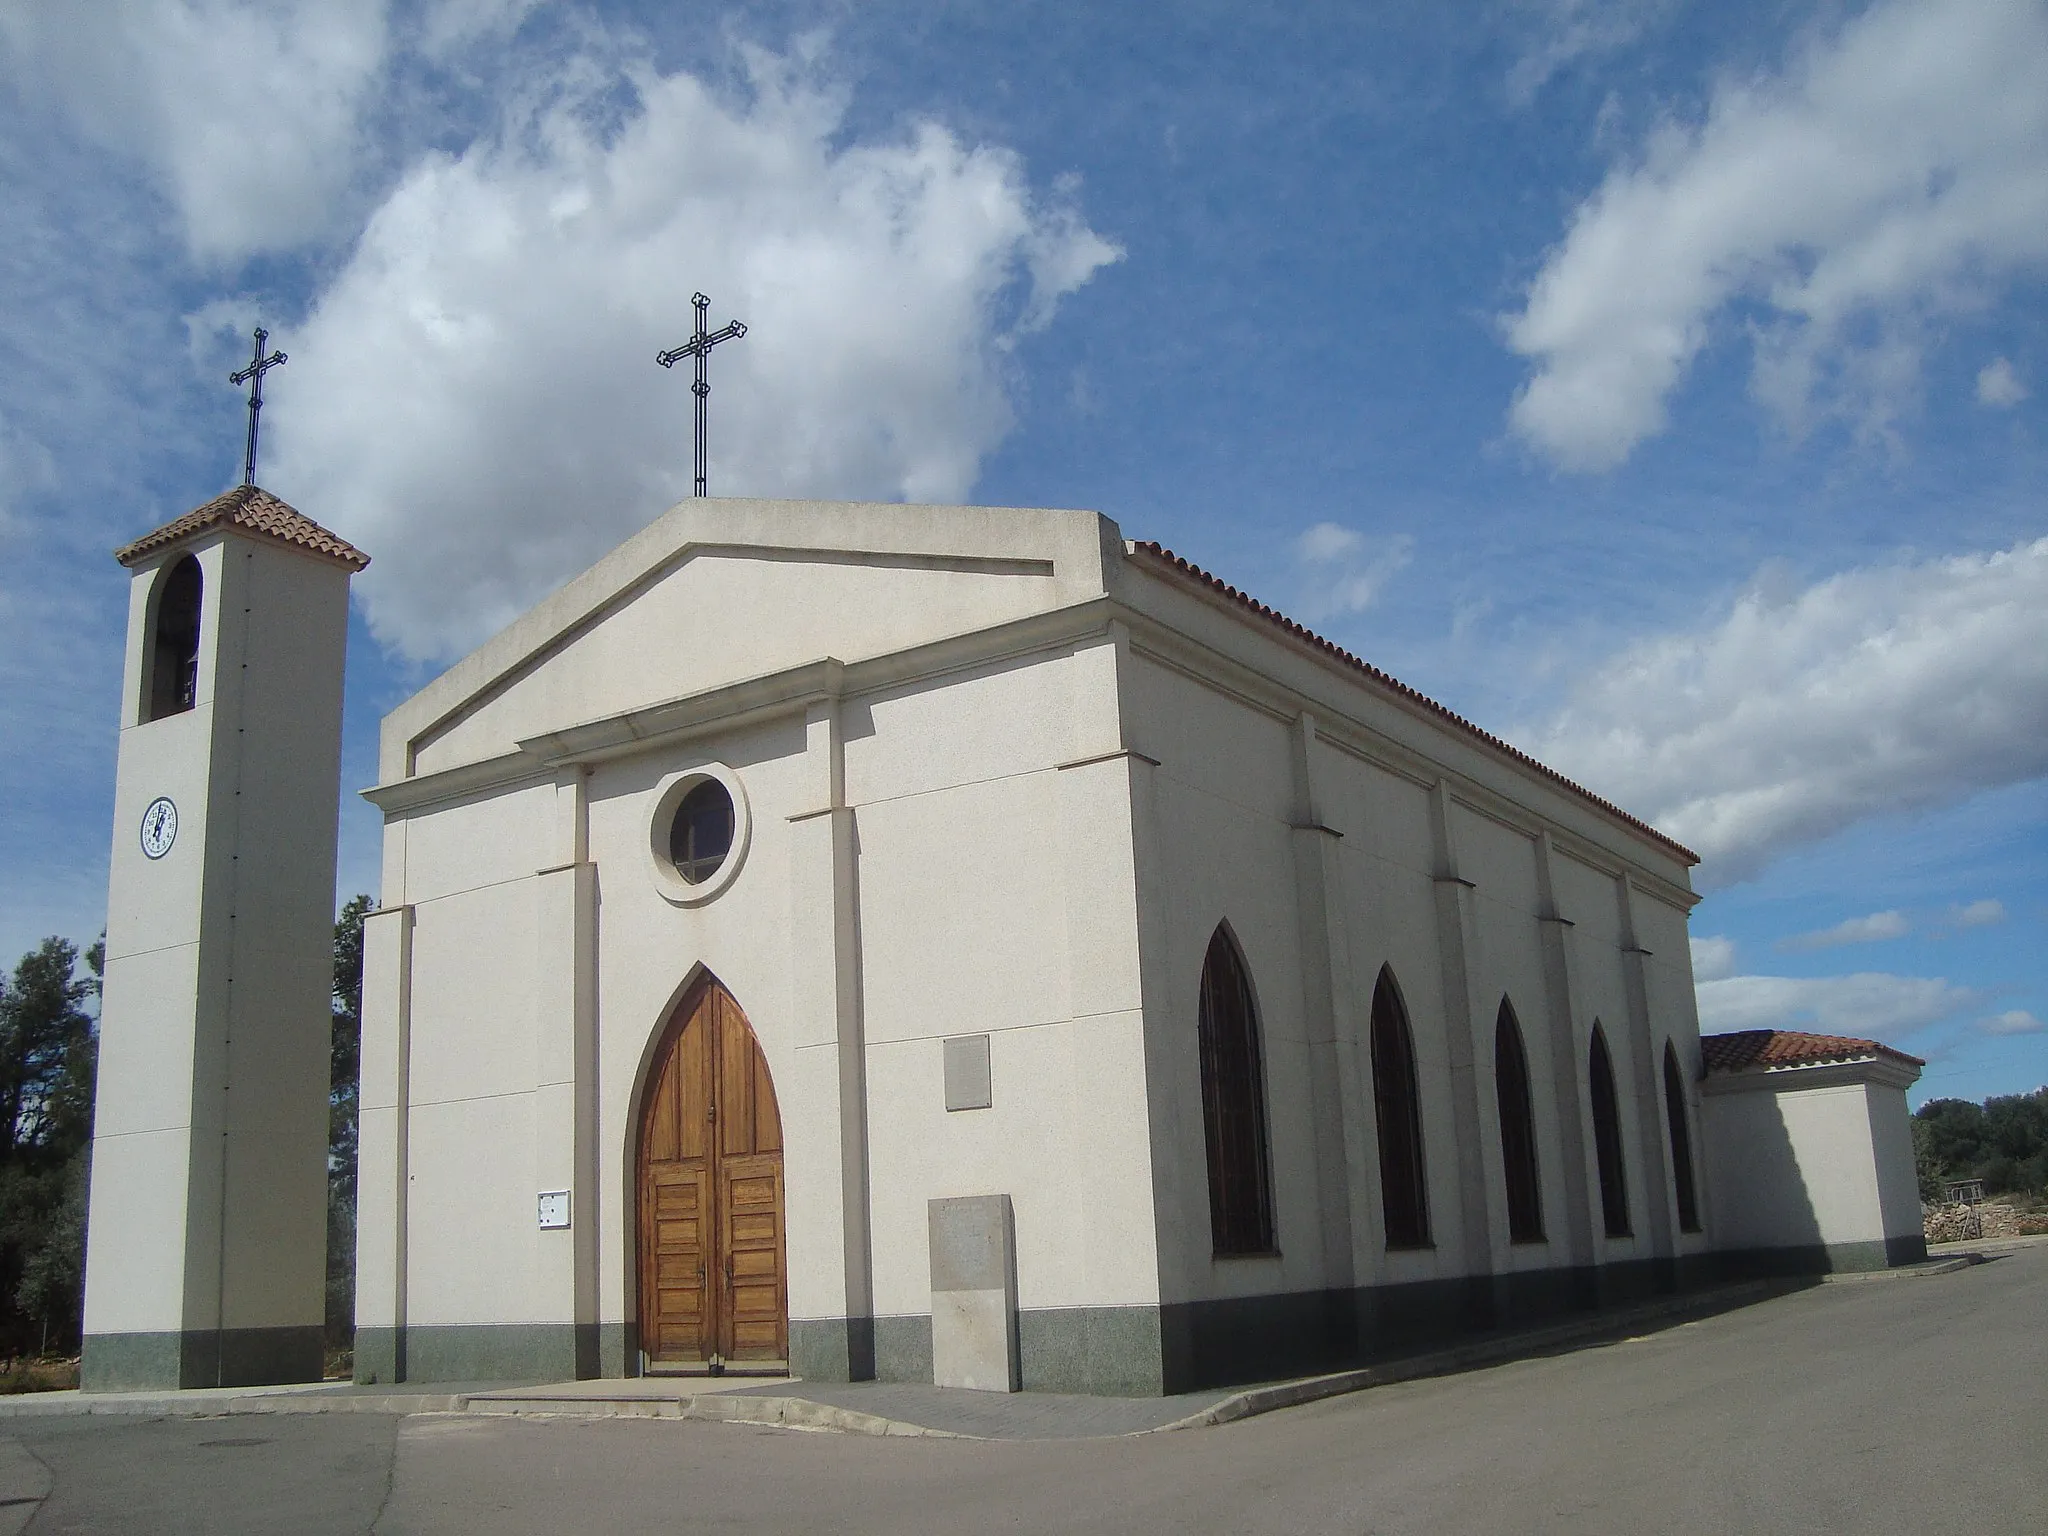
0;937;99;1355
0;938;95;1160
1911;1116;1947;1204
328;895;372;1352
1916;1099;1989;1179
1915;1090;2048;1198
14;1155;87;1356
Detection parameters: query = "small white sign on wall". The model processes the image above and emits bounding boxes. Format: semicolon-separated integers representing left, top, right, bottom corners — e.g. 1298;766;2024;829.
537;1190;571;1230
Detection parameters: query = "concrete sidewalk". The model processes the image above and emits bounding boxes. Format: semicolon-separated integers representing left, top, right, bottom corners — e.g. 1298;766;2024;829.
0;1268;1978;1440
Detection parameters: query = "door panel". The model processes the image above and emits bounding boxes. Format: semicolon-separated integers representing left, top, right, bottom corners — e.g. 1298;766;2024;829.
648;1167;711;1360
637;978;786;1368
720;1155;787;1361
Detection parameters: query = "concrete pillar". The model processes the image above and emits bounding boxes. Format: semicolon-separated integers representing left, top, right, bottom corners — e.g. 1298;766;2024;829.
929;1195;1019;1392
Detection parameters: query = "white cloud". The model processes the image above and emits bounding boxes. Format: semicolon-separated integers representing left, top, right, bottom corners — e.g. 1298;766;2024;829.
1696;971;1976;1040
1780;909;1911;951
1690;934;1737;983
1505;0;2048;470
412;0;540;59
1527;537;2048;885
0;0;389;263
1502;0;1672;108
268;43;1121;660
1948;897;2007;928
1982;1009;2045;1035
1977;356;2030;407
1293;523;1414;619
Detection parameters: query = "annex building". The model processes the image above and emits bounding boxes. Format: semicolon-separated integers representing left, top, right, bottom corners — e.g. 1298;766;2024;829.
81;490;1927;1396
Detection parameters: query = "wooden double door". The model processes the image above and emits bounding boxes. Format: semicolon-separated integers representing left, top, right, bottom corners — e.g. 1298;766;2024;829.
636;978;787;1370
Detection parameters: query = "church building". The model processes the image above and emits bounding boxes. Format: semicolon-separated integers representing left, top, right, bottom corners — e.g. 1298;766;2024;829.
347;495;1717;1396
82;487;1927;1398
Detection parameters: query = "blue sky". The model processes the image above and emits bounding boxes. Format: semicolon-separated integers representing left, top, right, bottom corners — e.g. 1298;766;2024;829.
1;0;2042;1104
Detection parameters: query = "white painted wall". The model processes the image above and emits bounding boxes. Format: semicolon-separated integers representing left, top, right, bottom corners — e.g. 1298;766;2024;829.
1117;618;1708;1310
87;530;348;1349
1867;1083;1925;1244
1107;535;1719;1312
1701;1067;1921;1257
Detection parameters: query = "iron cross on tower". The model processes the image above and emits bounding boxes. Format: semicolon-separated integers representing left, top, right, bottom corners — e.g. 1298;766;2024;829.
229;327;287;486
657;293;747;496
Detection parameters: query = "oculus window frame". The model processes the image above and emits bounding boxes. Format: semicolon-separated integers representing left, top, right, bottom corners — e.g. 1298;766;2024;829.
648;764;751;906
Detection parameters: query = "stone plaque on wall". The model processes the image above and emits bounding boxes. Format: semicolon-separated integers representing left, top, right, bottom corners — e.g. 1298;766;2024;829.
943;1033;992;1111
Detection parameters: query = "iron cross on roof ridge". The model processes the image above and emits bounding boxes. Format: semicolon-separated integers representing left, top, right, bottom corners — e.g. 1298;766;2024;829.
229;327;287;487
657;292;747;496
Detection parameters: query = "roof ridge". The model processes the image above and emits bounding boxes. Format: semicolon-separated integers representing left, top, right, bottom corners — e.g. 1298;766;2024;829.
1127;540;1696;865
114;484;369;571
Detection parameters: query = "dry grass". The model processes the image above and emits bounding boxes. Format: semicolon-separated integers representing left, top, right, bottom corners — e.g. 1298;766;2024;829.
0;1357;78;1395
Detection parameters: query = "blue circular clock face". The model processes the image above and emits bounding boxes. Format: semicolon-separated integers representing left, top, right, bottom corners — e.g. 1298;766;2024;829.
140;796;178;859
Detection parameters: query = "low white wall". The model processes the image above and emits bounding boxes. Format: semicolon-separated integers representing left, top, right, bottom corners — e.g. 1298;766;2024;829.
1701;1066;1921;1264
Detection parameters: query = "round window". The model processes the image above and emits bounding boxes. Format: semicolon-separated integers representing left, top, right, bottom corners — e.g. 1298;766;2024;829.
669;777;735;885
648;765;750;905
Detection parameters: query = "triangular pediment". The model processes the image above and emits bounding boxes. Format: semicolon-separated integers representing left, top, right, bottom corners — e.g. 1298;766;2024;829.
380;497;1120;782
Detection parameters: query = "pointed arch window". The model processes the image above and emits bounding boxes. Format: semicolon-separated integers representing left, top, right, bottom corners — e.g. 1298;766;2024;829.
1370;967;1431;1249
1198;926;1274;1255
1588;1024;1631;1238
1663;1042;1702;1234
1495;1001;1545;1244
145;555;203;722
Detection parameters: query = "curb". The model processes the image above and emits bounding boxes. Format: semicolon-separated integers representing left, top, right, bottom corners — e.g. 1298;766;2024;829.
0;1392;464;1420
0;1388;951;1437
465;1392;961;1438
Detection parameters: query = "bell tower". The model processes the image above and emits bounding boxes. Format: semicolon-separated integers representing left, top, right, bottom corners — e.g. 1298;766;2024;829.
82;485;367;1391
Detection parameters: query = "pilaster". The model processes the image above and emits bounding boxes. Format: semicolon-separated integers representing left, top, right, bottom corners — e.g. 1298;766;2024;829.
1286;714;1363;1296
1618;876;1677;1268
1426;782;1499;1313
1533;833;1598;1286
785;690;874;1380
353;903;413;1384
533;767;598;1375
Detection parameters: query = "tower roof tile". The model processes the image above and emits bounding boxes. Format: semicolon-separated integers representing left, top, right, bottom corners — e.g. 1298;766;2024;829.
114;485;368;571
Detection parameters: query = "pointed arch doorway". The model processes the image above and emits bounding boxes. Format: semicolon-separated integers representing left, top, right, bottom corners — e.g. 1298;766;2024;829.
636;976;788;1372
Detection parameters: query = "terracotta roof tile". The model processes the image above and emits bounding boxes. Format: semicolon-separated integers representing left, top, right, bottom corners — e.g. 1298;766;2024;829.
1127;541;1697;864
1700;1029;1925;1074
114;485;369;571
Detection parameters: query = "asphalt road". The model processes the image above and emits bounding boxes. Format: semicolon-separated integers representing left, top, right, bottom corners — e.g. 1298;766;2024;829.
7;1247;2044;1535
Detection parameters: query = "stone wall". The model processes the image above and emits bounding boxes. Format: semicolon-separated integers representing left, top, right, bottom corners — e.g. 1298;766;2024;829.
1923;1202;2048;1243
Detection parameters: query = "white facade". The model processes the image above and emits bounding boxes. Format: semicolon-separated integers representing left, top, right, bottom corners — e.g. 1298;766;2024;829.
1701;1049;1927;1273
355;497;1722;1394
